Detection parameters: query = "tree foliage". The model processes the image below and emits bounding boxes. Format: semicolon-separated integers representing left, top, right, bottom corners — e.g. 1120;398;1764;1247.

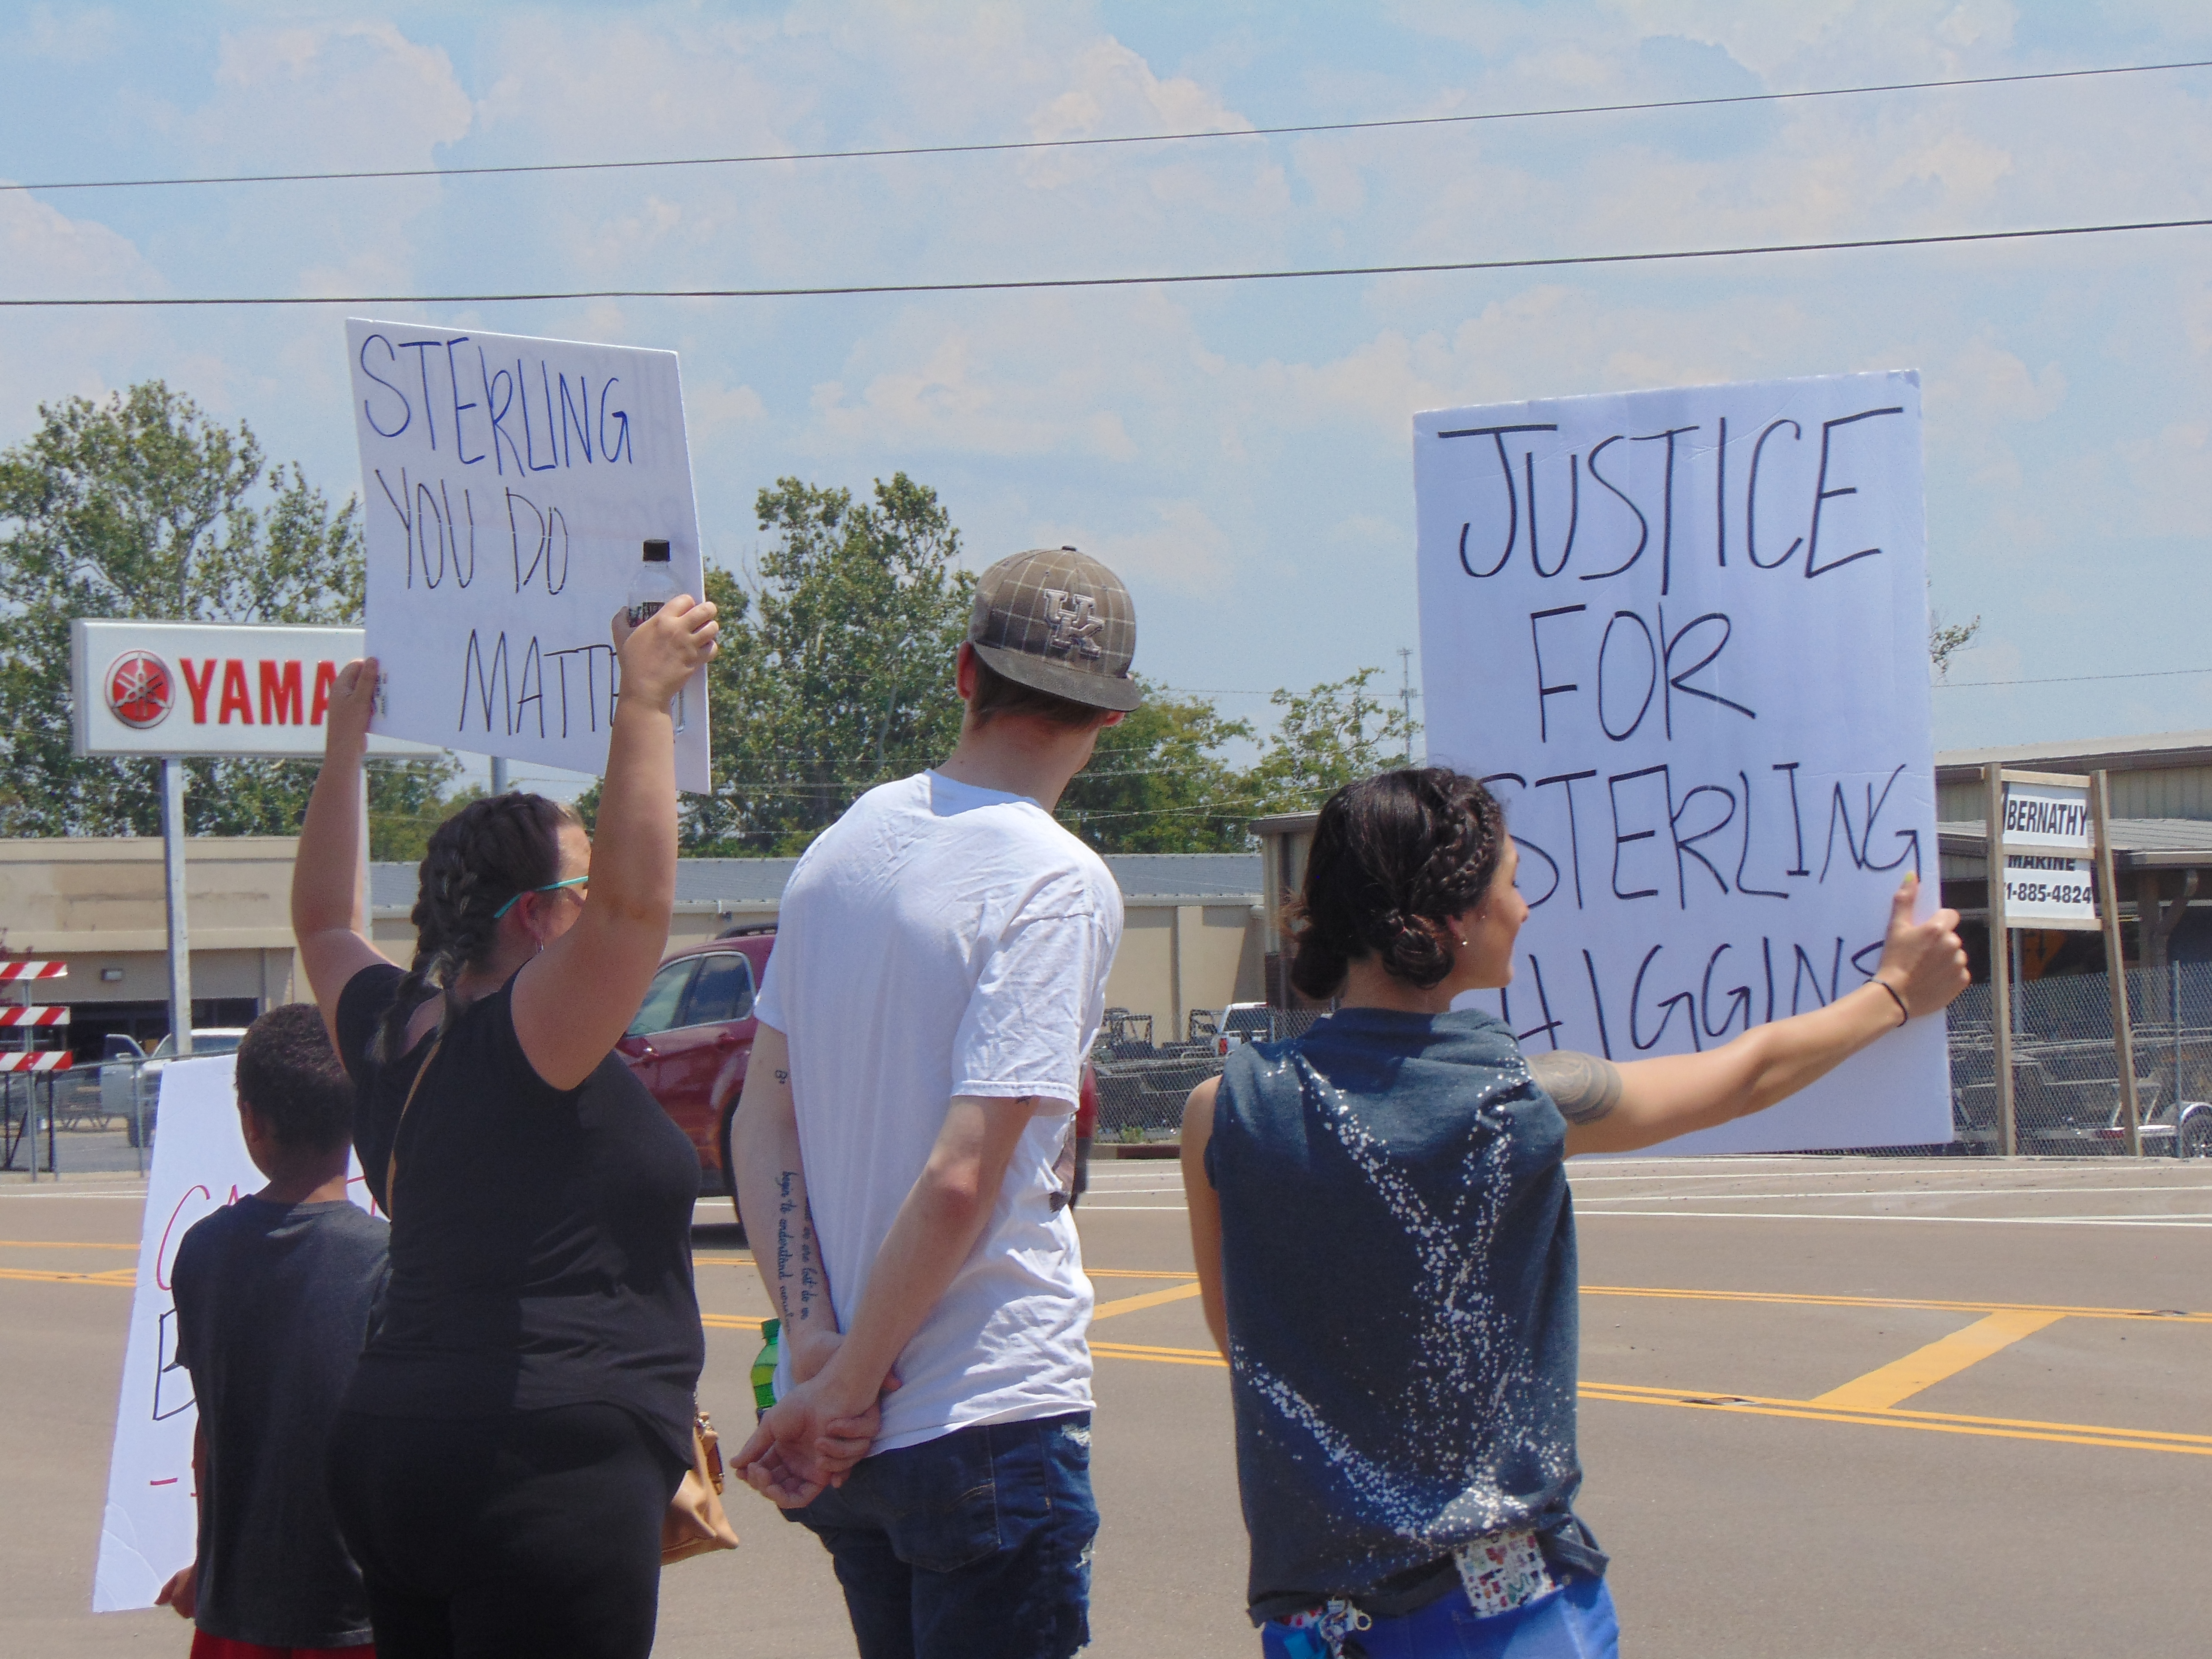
1057;680;1255;852
0;382;454;840
685;474;974;853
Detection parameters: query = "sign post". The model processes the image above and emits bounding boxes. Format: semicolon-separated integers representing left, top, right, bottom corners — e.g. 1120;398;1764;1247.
161;760;192;1062
2093;770;2141;1157
1983;763;2131;1156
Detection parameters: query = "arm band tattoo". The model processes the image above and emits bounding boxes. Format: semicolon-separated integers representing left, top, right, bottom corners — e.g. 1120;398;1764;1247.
1528;1050;1625;1125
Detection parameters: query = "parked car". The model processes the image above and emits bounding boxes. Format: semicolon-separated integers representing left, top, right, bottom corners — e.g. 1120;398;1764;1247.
115;1028;249;1146
616;927;775;1228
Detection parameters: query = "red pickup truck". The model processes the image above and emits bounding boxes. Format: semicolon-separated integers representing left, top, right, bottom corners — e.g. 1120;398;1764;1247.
616;923;1102;1230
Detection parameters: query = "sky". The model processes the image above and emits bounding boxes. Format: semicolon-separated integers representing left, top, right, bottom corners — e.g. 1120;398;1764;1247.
2;0;2209;794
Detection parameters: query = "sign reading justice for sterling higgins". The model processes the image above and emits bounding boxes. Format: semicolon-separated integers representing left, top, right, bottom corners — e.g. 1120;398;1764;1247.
346;319;712;792
1415;370;1946;1154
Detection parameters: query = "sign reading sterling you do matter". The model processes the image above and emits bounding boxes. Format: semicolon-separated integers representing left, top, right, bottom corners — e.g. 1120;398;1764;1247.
346;319;712;791
1415;370;1945;1154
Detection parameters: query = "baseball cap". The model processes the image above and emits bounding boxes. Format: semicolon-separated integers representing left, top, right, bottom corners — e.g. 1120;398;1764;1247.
966;546;1141;712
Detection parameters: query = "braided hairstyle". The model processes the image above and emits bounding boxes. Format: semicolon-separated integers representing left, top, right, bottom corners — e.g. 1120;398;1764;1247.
372;791;583;1064
1287;769;1507;1000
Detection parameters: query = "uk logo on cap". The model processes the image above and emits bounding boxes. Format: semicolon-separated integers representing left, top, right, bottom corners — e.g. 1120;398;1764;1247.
1042;589;1104;659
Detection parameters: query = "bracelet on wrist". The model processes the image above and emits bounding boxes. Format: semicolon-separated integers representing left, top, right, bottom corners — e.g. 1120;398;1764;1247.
1875;979;1911;1027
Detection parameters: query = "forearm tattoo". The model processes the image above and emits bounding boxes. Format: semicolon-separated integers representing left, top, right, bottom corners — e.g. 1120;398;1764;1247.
1528;1050;1625;1125
774;1169;824;1328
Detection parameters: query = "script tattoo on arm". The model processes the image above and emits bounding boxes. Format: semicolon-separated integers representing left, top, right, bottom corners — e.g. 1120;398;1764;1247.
1528;1050;1625;1125
773;1169;825;1329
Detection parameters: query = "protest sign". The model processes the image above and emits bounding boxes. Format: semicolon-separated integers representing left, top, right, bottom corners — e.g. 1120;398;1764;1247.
1414;369;1946;1153
346;319;712;792
92;1057;375;1612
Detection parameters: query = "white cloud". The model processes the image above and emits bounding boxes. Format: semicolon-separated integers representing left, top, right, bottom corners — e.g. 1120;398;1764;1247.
1030;498;1236;596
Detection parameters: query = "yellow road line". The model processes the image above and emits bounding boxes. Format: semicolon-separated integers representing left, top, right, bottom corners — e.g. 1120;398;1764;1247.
1811;1310;2068;1410
1094;1339;1225;1368
1091;1282;1204;1320
0;1265;136;1286
1580;1381;2212;1457
0;1239;137;1251
1582;1284;2208;1324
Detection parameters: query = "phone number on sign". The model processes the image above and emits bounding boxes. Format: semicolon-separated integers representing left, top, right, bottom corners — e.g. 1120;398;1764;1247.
2005;880;2094;907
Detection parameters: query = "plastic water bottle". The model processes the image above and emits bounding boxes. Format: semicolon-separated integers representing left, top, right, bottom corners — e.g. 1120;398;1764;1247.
752;1317;781;1414
625;538;687;731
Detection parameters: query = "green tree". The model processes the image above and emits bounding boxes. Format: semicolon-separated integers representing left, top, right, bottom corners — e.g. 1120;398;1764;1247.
687;474;974;853
1056;679;1255;852
0;381;456;839
1245;667;1418;817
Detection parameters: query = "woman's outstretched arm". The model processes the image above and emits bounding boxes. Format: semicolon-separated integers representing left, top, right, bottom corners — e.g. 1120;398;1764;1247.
510;596;717;1091
291;659;394;1042
1544;875;1969;1157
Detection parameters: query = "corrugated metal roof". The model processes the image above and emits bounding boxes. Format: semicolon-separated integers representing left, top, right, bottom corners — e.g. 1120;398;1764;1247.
1935;732;2212;778
371;851;1260;912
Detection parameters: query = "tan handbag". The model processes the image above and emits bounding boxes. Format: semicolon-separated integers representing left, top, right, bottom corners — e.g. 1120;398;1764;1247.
661;1409;741;1563
388;1025;738;1565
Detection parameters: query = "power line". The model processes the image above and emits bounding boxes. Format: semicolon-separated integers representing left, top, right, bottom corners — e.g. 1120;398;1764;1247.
6;58;2206;197
1934;665;2212;689
6;213;2208;310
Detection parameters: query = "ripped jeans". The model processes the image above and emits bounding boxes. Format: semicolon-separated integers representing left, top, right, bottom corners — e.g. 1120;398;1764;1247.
790;1412;1098;1659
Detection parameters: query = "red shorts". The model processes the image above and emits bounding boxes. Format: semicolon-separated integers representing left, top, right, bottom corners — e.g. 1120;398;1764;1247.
190;1632;374;1659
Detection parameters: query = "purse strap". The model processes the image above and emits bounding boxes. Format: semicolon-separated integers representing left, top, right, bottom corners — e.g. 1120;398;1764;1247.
381;1024;446;1219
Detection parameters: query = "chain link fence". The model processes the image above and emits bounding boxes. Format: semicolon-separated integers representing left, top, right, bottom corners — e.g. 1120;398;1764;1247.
0;1057;158;1176
1091;967;2212;1156
1923;962;2212;1158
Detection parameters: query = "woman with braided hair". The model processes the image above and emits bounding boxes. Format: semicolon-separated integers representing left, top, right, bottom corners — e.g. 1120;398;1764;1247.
290;597;724;1659
1181;768;1969;1659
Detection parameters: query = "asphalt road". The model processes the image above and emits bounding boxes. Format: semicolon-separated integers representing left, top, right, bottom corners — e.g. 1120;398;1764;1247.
5;1154;2210;1656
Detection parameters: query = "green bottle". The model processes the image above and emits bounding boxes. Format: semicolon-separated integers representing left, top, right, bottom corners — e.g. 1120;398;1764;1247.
751;1318;781;1412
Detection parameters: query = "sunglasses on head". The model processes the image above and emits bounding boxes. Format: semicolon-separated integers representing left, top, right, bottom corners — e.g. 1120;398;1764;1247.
492;875;588;919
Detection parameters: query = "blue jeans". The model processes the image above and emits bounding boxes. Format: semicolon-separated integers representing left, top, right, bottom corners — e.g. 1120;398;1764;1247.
1260;1574;1619;1659
790;1411;1097;1659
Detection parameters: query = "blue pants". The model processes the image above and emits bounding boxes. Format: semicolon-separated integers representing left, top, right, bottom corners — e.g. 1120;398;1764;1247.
790;1411;1097;1659
1261;1573;1619;1659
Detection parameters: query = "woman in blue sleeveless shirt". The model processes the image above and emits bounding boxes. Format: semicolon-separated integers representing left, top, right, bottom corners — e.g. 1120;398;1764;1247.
1182;769;1968;1658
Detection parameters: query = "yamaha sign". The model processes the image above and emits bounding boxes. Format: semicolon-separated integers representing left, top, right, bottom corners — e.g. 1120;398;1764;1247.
70;620;437;758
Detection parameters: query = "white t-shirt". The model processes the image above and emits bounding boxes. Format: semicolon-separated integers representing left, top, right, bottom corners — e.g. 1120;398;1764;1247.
753;770;1121;1452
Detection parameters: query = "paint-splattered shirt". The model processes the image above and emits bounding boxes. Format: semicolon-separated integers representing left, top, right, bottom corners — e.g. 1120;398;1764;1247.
1208;1006;1606;1624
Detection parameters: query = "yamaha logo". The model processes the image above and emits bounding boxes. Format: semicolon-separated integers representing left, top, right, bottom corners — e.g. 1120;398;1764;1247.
104;650;174;730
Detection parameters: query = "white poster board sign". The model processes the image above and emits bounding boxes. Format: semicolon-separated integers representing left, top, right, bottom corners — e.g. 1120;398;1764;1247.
93;1057;376;1611
2000;780;2097;929
1415;369;1947;1152
346;319;711;791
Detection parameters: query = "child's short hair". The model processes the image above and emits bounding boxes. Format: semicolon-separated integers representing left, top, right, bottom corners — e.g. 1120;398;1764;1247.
235;1004;354;1153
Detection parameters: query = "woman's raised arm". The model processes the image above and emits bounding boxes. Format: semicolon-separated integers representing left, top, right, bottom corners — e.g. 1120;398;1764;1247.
510;596;717;1091
1547;875;1970;1157
291;659;395;1041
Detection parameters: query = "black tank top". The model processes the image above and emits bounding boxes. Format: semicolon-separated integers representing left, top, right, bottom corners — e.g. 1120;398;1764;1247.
336;963;703;1465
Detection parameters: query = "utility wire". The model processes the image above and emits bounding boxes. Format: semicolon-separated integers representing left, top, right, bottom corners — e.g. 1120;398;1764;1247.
6;58;2206;196
1935;666;2212;689
6;213;2209;309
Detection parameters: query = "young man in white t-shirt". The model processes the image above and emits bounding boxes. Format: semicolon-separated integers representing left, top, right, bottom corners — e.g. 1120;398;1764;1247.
732;547;1139;1659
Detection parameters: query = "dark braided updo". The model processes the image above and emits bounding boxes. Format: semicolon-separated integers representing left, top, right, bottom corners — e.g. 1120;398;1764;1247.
373;791;583;1063
1287;769;1507;1000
